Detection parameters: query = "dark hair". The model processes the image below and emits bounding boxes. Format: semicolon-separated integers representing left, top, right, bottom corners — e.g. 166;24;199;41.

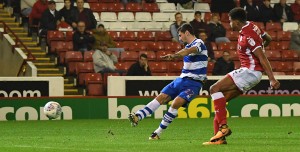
98;24;104;28
177;23;195;35
194;11;201;16
229;7;247;22
48;0;56;4
140;53;148;59
174;12;182;18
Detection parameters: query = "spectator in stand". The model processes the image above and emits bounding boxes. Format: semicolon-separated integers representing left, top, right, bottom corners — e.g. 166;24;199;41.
39;1;60;37
73;21;95;53
208;14;230;43
259;0;274;24
190;11;211;39
93;42;124;75
212;51;235;75
121;0;141;5
291;0;300;22
71;0;96;30
199;31;215;62
127;54;152;76
243;0;260;21
92;24;116;49
170;12;187;42
29;0;48;27
59;0;76;27
20;0;36;25
290;24;300;55
273;0;294;23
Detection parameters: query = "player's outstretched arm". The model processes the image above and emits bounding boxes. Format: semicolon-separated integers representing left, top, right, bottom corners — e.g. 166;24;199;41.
253;48;280;89
160;46;198;60
262;32;272;48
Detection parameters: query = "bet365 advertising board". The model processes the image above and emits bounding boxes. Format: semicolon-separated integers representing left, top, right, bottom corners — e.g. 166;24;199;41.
0;96;299;121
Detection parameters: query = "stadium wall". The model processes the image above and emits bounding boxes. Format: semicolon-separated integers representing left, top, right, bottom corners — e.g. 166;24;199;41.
0;96;299;121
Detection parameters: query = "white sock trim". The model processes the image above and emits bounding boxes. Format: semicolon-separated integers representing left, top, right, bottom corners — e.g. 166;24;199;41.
211;92;224;101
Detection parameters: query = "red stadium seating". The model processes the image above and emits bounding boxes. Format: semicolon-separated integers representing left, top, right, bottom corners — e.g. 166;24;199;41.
226;31;239;41
294;62;300;74
65;51;83;75
107;3;125;12
115;62;133;71
266;31;277;41
90;3;107;12
148;42;165;51
125;3;143;12
207;61;214;73
137;31;155;41
253;22;265;30
217;42;237;51
107;31;119;41
168;62;183;73
266;22;282;31
271;61;293;72
155;31;172;41
211;42;217;51
65;31;74;41
51;41;73;64
76;62;95;86
164;42;182;52
213;51;223;59
119;31;136;41
148;62;168;73
47;31;64;45
281;50;299;61
83;50;95;62
143;3;159;13
156;50;174;61
85;73;104;96
277;31;291;41
265;50;282;61
99;0;120;2
87;0;99;2
120;51;139;61
228;50;239;61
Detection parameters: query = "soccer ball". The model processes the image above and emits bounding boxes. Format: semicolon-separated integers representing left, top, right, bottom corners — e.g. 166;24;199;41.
44;101;62;119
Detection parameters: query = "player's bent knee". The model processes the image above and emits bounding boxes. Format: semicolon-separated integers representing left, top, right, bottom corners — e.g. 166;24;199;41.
209;85;219;94
156;93;170;105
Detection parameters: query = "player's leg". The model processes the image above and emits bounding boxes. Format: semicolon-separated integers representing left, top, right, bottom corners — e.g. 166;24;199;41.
128;93;171;127
129;80;177;127
149;96;187;140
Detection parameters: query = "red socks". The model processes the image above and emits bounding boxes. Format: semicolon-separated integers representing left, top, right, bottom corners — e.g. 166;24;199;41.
211;92;227;131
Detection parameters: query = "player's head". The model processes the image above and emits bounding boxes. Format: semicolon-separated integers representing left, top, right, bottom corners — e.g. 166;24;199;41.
177;23;195;43
229;7;247;31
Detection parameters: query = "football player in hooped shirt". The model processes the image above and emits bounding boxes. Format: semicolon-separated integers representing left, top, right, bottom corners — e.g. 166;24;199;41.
203;8;280;145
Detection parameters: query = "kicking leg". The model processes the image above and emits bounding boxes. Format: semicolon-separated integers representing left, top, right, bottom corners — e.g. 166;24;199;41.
128;93;171;127
149;96;187;140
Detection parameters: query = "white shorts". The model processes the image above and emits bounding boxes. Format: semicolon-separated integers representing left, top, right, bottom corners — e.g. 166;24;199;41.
228;67;262;92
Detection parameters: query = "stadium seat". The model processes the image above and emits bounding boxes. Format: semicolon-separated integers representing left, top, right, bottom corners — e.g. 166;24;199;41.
275;61;294;72
47;31;65;45
107;31;119;41
148;62;168;73
143;3;160;13
120;51;139;61
152;12;170;22
100;0;120;2
152;72;170;76
266;31;277;41
182;13;195;22
155;31;172;41
125;3;143;12
129;41;149;51
164;42;182;52
118;12;135;22
217;42;237;51
76;62;95;86
56;2;64;10
90;3;107;12
100;12;117;22
293;62;300;73
148;42;165;51
211;42;217;51
115;62;133;71
161;22;174;31
272;72;286;75
213;51;223;59
87;0;99;2
277;31;291;41
139;51;156;61
74;2;90;8
283;22;298;31
107;3;125;12
83;51;95;62
178;4;194;13
144;22;163;31
194;3;211;12
168;62;183;73
119;41;135;51
93;12;100;23
65;31;74;41
85;73;104;96
281;50;299;61
135;12;152;22
207;61;214;73
266;22;282;31
119;31;136;41
52;41;73;64
108;22;127;31
226;31;239;41
265;50;282;61
65;51;83;75
158;3;176;12
137;31;155;41
126;22;145;31
228;50;239;61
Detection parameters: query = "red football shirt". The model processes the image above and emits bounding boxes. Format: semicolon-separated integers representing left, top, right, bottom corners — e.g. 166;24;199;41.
237;21;265;71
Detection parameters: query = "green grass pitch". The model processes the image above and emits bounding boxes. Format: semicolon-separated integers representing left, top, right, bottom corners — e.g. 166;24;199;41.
0;117;299;152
